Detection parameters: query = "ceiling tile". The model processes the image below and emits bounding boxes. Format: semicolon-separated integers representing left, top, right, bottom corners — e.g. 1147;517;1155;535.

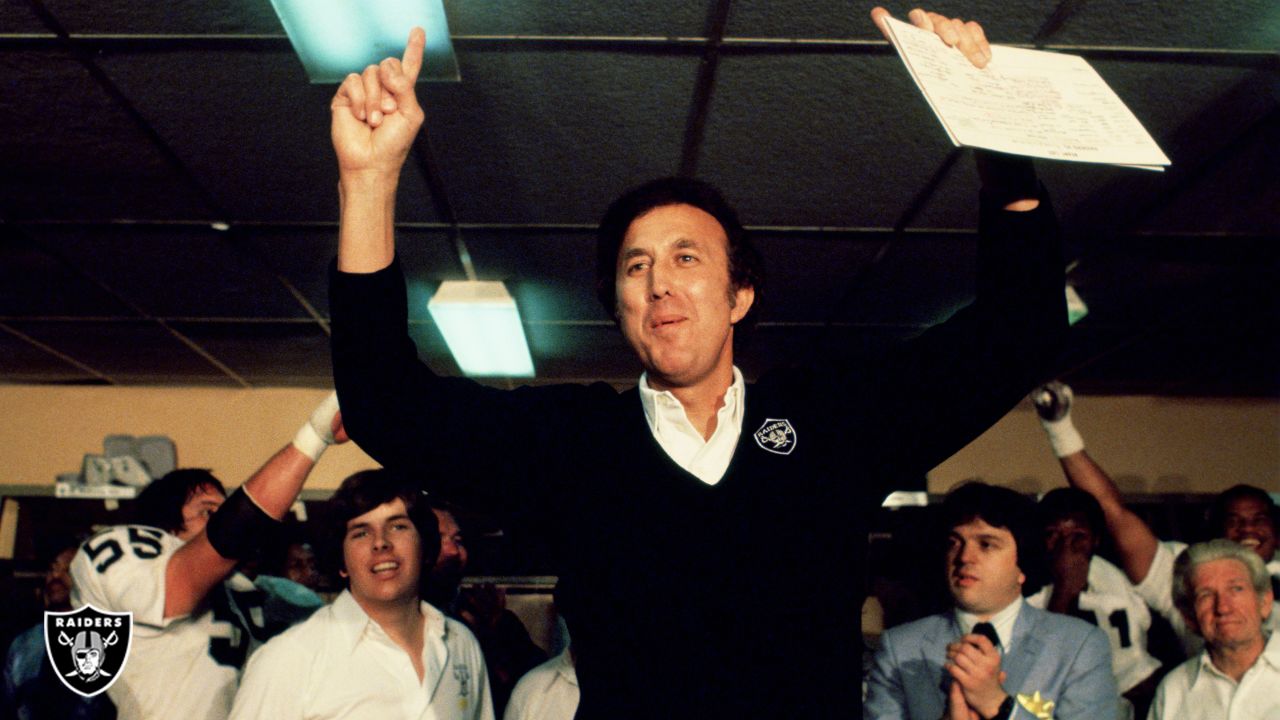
37;225;311;319
0;51;213;221
43;0;283;34
170;321;332;387
0;0;45;33
701;52;956;228
423;48;697;224
0;230;135;317
95;49;438;223
239;227;460;319
1050;0;1280;51
0;324;101;382
444;0;708;37
9;320;239;385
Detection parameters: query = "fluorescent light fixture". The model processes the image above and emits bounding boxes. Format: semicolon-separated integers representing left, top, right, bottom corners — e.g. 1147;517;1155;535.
881;491;929;508
1065;284;1088;325
428;281;535;377
269;0;459;83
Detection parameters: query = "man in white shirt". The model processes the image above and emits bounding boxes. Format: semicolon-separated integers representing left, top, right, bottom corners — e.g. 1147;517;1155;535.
1033;381;1280;656
866;482;1118;720
503;649;578;720
231;469;494;720
1147;539;1278;720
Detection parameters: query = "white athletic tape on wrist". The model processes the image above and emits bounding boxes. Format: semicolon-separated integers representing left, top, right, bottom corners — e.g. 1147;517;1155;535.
292;422;330;462
293;391;339;462
1041;416;1085;458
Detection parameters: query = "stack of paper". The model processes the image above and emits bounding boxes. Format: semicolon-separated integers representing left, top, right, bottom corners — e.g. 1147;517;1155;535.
882;15;1171;171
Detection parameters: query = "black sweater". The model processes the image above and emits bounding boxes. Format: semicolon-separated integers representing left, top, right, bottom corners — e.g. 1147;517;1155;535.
330;192;1066;719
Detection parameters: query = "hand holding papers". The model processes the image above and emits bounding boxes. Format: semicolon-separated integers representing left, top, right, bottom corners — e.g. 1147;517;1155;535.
879;14;1171;171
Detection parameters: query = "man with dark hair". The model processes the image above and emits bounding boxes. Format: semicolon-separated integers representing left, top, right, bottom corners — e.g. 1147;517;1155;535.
1032;381;1280;656
423;503;546;718
329;8;1067;716
1027;488;1163;717
867;482;1118;720
1148;539;1278;719
69;393;345;720
230;470;493;720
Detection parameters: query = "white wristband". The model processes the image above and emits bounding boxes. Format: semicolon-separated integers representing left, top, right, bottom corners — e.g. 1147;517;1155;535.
1041;416;1085;458
292;391;340;462
292;422;330;462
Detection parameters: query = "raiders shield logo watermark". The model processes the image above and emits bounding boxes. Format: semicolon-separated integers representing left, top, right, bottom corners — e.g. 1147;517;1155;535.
753;418;797;455
44;605;132;697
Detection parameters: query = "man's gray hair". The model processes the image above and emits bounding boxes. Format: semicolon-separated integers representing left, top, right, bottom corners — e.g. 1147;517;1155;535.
1172;538;1271;614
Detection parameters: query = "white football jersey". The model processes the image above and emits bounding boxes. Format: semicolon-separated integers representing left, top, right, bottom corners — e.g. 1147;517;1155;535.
70;525;248;720
1027;555;1162;693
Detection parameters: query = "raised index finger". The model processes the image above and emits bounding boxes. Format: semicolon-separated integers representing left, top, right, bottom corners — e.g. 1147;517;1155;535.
401;27;426;84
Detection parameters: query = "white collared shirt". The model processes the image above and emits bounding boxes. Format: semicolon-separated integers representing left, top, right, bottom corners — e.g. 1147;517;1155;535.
503;649;579;720
230;590;494;720
1148;631;1280;720
638;366;745;485
955;596;1022;653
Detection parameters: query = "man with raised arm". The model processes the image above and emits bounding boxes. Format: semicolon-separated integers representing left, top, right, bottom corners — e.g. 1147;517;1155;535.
330;9;1066;716
70;393;346;720
1033;381;1280;657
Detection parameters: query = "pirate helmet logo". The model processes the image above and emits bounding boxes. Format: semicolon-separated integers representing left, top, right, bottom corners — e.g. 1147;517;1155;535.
44;605;132;697
753;418;797;455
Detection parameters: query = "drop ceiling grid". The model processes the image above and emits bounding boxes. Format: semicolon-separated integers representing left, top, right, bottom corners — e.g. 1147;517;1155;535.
0;233;135;318
92;49;416;223
0;50;214;221
34;226;314;320
170;320;334;386
422;48;701;224
0;324;102;383
7;319;240;385
700;52;958;229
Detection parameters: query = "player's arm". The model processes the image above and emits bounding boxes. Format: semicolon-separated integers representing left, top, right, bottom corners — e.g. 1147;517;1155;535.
1033;382;1159;584
163;393;346;618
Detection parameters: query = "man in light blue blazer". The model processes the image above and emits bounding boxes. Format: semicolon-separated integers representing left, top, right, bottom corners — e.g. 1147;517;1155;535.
867;482;1119;720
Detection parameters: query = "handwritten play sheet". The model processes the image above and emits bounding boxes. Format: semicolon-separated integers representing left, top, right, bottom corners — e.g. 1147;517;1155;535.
882;15;1170;171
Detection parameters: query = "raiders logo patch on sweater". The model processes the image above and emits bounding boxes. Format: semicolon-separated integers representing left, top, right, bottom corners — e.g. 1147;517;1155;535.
753;419;797;455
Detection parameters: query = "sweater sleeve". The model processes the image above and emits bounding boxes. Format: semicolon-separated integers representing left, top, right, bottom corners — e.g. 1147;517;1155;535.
329;257;609;513
861;187;1067;477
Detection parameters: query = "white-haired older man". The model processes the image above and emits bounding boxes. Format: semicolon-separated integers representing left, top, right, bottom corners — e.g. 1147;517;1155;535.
1148;539;1278;720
